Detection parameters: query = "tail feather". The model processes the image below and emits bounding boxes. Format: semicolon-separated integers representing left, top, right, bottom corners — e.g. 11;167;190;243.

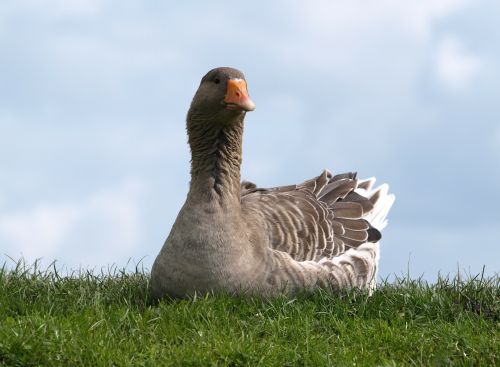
357;177;375;192
321;173;394;293
357;181;395;231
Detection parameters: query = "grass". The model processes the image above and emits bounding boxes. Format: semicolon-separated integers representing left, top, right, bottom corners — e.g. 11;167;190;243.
0;261;499;366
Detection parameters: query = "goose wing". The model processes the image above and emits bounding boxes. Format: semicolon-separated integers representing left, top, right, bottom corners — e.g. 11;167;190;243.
241;170;383;262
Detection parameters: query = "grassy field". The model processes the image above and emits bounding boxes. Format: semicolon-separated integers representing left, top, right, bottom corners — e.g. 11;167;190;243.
0;262;498;366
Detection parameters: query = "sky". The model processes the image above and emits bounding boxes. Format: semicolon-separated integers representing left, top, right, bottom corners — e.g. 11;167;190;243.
1;0;499;281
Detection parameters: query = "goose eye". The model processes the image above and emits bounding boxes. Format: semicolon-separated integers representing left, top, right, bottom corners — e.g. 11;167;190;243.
214;78;220;84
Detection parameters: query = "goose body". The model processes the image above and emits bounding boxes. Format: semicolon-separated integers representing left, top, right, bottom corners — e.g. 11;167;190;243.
151;67;395;298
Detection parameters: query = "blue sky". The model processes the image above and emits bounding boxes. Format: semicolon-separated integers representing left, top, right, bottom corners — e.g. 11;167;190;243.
1;0;499;280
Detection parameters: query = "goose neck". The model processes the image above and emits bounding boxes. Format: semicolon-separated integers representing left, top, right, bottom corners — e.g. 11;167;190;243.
186;113;244;206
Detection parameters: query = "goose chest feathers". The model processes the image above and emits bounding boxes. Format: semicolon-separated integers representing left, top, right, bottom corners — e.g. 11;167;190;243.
151;67;395;298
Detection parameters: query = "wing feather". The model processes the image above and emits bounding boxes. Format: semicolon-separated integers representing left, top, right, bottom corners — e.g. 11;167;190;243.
241;170;382;262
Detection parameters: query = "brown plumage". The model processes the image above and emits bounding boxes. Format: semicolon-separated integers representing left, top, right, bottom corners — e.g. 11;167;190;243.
241;170;382;260
151;67;395;298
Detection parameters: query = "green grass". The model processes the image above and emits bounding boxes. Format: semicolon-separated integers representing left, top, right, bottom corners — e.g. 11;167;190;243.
1;261;499;366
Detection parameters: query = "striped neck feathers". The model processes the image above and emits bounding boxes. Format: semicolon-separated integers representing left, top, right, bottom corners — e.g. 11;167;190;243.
186;110;245;206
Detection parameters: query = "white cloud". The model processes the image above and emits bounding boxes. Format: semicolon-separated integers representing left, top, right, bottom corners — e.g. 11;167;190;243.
296;0;468;40
435;36;482;90
0;179;146;267
0;0;101;18
273;0;471;73
495;126;500;150
0;204;79;259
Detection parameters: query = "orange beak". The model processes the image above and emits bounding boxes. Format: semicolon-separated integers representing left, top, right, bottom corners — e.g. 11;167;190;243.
223;79;256;112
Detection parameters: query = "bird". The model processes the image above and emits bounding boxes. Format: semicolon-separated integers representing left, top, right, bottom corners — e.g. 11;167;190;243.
151;67;395;298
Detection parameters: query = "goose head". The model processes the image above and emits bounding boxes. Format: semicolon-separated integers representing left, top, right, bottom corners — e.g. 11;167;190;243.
188;67;256;124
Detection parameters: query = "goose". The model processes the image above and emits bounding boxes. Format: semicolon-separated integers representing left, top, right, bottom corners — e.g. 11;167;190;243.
151;67;395;298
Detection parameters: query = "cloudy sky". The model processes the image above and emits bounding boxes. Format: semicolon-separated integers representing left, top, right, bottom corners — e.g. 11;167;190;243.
1;0;499;280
